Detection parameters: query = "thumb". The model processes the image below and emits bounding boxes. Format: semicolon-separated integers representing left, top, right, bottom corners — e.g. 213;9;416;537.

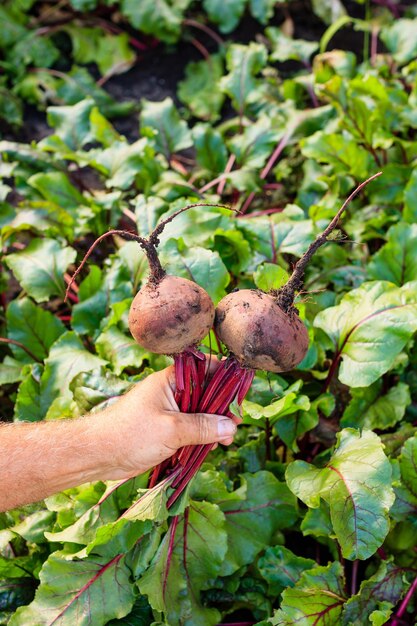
173;412;237;447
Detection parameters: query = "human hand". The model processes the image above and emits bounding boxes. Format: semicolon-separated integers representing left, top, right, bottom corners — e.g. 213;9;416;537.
94;361;240;481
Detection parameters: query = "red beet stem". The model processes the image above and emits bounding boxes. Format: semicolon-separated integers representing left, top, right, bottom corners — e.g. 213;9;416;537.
238;369;255;404
148;349;206;488
150;354;254;507
180;355;192;412
174;353;185;392
167;357;253;507
198;359;238;412
177;445;194;467
198;354;207;388
170;445;208;491
206;369;242;414
189;356;200;413
163;515;180;600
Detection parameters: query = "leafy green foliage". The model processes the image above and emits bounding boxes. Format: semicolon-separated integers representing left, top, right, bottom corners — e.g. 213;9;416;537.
267;27;319;63
9;552;136;626
368;223;417;285
286;430;394;560
315;281;417;387
140;502;227;625
218;472;298;575
220;43;268;114
1;2;417;625
6;298;65;363
342;560;407;625
203;0;247;33
391;434;417;522
258;546;315;596
268;562;346;625
380;19;417;65
341;381;411;431
178;56;225;122
4;239;76;303
120;0;186;43
40;332;107;419
140;98;192;159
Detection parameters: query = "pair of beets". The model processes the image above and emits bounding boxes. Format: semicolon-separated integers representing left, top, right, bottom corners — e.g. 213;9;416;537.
128;273;308;373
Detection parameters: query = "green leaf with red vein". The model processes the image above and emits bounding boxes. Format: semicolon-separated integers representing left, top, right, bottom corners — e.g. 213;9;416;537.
258;545;315;597
391;433;417;521
341;560;407;625
314;281;417;387
4;238;77;303
368;223;417;285
218;471;298;576
286;429;394;560
7;297;65;363
139;501;227;626
8;551;136;626
268;562;346;625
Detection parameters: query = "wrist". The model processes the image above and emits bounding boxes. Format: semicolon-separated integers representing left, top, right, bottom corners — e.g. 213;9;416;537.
87;410;135;481
0;417;116;511
39;416;112;492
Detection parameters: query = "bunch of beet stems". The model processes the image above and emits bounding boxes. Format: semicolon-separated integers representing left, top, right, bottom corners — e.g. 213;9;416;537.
149;350;254;508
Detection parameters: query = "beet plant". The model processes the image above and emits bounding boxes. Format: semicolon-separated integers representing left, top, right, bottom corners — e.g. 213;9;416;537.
2;2;417;625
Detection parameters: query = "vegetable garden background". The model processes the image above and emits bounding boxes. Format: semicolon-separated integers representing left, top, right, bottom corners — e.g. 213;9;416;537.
1;0;417;624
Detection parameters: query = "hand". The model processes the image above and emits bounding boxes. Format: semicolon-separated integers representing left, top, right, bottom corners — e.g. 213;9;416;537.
95;361;240;481
0;361;240;511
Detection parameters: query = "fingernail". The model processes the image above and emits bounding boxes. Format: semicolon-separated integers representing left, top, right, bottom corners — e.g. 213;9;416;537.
217;419;237;438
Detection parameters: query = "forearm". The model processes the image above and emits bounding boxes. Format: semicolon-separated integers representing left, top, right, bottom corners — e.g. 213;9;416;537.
0;365;237;511
0;416;112;511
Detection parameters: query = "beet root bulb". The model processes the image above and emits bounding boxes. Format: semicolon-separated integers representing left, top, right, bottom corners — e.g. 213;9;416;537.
214;289;309;372
129;275;215;354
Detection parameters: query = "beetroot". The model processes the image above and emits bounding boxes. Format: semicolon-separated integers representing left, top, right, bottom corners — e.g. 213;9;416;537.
215;172;382;372
215;289;309;372
128;275;214;354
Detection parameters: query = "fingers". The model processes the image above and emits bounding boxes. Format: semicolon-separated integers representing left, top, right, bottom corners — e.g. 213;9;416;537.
171;411;237;447
218;436;234;446
205;354;224;376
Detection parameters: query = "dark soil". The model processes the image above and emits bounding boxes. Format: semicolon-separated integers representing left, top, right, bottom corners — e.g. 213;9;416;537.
8;0;417;143
9;0;380;144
